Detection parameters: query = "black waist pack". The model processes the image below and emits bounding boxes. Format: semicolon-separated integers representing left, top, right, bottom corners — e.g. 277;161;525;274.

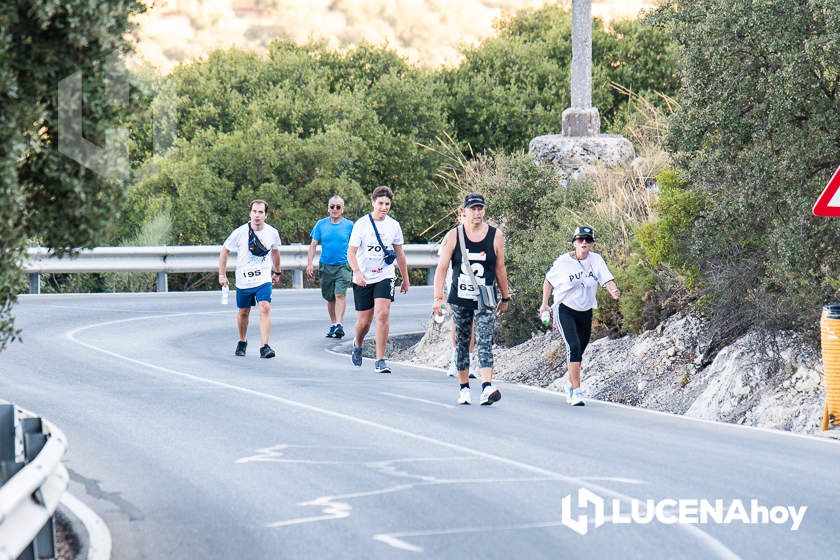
369;214;397;265
248;223;270;257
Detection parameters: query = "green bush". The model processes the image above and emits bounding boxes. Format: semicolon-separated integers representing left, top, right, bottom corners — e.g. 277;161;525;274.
122;42;454;255
651;0;840;339
636;168;703;286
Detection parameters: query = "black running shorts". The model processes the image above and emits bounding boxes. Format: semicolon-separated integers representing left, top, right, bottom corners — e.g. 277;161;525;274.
352;278;394;311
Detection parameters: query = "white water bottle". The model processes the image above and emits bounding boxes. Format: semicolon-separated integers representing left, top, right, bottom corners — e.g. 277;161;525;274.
433;303;446;324
221;284;229;305
540;309;551;327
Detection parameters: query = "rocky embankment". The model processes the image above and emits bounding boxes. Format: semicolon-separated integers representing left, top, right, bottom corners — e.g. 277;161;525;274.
393;313;831;436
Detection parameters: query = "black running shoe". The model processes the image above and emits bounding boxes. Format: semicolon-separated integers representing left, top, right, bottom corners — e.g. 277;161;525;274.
260;344;275;359
351;344;363;367
235;340;247;356
333;324;345;339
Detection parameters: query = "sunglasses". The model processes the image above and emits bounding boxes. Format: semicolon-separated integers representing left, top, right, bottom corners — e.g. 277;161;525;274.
329;205;343;210
575;237;594;243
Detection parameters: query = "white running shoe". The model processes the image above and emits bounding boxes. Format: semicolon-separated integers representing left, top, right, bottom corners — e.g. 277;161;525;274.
469;352;478;379
480;384;501;406
570;388;585;406
457;387;471;405
564;381;573;404
447;347;457;377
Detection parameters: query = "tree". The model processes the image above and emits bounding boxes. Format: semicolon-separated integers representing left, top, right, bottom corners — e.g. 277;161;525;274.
442;4;679;153
651;0;840;340
122;42;454;258
0;0;146;350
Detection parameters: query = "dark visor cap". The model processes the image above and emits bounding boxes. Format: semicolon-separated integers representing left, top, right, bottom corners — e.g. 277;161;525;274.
464;193;486;208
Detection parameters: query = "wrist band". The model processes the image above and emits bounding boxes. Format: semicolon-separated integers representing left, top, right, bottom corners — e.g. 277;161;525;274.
272;270;281;275
501;297;511;302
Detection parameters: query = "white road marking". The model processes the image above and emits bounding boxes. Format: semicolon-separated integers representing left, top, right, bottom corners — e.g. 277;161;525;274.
375;330;839;447
236;444;370;464
577;476;646;485
373;520;574;552
269;477;562;529
379;392;457;409
512;381;839;445
66;312;741;560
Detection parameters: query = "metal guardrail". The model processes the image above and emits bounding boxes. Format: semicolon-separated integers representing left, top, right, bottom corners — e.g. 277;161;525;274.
22;244;441;294
0;402;69;560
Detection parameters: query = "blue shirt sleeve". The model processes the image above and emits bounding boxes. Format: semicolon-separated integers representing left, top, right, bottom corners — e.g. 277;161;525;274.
310;219;322;241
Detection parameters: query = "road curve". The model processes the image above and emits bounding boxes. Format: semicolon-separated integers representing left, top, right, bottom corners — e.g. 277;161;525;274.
1;287;838;559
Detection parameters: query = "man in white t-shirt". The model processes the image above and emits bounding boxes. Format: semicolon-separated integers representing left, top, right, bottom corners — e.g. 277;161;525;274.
218;199;282;359
347;186;410;373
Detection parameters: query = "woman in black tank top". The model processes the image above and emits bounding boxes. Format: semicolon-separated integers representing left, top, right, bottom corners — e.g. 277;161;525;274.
432;192;511;407
448;226;497;309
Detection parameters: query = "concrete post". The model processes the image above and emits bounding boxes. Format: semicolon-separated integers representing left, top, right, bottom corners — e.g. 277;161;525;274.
28;273;40;295
562;0;600;136
156;272;168;292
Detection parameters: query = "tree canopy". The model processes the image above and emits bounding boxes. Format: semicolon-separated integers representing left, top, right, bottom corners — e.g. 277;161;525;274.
0;0;145;350
443;4;679;153
650;0;840;339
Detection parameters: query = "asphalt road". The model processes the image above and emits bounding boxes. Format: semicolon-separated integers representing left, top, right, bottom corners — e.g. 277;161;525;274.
1;287;839;559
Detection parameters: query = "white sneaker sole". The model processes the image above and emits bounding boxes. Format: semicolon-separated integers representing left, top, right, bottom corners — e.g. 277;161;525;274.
480;389;501;406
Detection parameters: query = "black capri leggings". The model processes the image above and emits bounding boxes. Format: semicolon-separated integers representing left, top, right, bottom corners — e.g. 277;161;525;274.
555;303;593;363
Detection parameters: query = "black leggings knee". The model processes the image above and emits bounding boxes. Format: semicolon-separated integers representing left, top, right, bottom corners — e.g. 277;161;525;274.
555;304;592;363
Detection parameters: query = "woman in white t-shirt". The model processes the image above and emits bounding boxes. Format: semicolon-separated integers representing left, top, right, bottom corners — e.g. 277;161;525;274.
538;225;621;406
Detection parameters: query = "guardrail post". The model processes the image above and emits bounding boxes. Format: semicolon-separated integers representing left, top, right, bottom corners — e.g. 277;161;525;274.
20;417;43;440
156;272;168;292
29;273;40;295
426;267;435;286
0;407;67;560
34;518;56;559
1;459;33;560
0;404;14;461
19;416;55;559
292;269;303;289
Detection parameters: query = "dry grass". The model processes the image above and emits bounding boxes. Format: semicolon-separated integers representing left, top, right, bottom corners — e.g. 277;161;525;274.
585;84;678;265
419;82;678;255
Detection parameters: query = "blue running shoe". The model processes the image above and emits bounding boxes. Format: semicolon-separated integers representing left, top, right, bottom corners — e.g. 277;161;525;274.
259;344;275;359
351;344;363;367
333;324;345;339
325;325;337;338
374;359;391;373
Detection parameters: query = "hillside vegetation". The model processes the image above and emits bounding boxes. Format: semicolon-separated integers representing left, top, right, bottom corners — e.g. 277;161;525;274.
132;0;655;71
3;0;837;354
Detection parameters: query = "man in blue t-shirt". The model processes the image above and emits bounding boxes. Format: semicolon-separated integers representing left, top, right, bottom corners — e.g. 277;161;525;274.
307;195;354;338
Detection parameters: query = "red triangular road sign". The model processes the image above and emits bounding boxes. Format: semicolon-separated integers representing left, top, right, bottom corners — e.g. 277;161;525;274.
813;165;840;217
